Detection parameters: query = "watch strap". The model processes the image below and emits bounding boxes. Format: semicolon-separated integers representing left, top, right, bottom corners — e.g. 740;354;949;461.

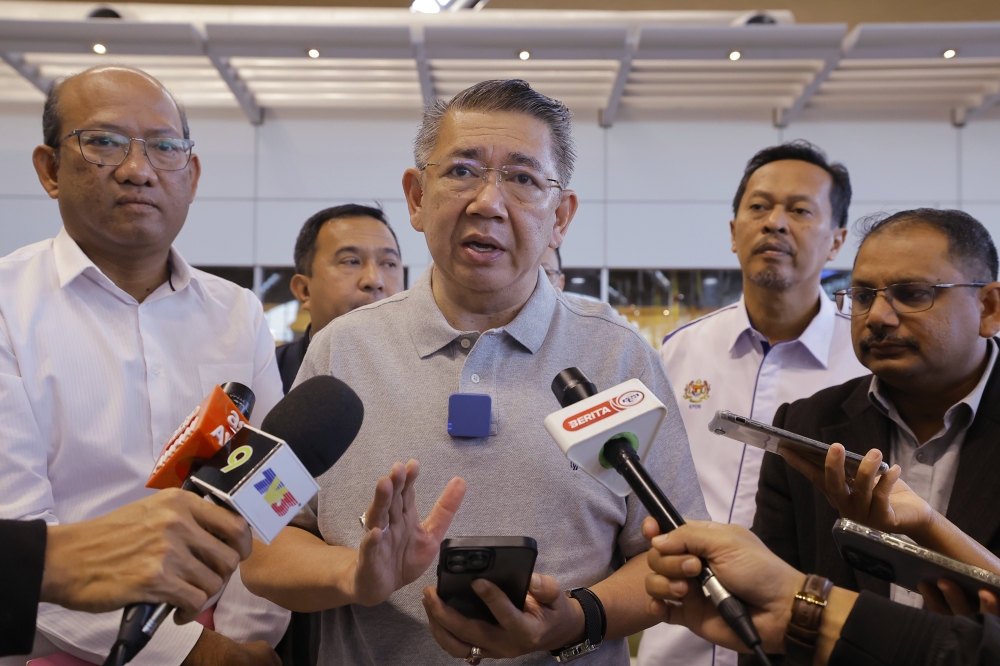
785;574;833;665
550;587;605;661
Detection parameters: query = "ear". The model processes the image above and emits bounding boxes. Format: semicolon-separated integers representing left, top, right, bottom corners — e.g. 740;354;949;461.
826;226;848;262
289;273;312;312
186;153;201;202
978;282;1000;338
729;219;737;254
33;146;60;199
549;189;579;248
402;168;426;233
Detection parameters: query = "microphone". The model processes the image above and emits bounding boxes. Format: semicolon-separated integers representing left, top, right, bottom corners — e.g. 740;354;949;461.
105;377;364;666
545;368;772;666
147;382;254;490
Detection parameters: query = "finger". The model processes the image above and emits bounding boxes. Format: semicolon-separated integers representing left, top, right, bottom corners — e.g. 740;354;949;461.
824;444;852;511
185;495;253;561
645;572;689;601
647;549;702;579
423;586;499;650
364;470;397;531
166;580;211;624
527;573;562;606
422;477;467;542
423;595;478;659
938;578;975;617
386;462;408;528
642;516;661;542
980;590;1000;616
472;579;525;630
851;448;885;510
919;581;951;615
870;465;901;522
400;459;420;526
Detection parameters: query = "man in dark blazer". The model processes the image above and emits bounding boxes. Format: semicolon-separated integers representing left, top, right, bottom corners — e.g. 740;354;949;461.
0;491;249;657
754;208;1000;605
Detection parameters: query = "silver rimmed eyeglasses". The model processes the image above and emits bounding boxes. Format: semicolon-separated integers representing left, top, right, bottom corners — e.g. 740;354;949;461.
834;282;987;316
59;129;195;171
421;158;563;205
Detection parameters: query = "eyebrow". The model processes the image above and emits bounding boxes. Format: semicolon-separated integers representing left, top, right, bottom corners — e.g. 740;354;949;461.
445;147;544;171
335;246;401;259
85;122;183;137
746;190;818;205
851;276;931;288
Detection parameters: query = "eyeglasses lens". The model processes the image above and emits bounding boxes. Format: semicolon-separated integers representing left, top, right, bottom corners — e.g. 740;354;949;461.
77;131;192;171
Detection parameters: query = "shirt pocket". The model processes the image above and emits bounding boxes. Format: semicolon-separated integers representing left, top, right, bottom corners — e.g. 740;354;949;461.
197;362;255;399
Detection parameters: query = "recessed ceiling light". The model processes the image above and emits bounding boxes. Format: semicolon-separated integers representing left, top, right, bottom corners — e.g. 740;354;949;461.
729;51;741;61
307;48;320;59
92;43;107;54
519;50;530;61
943;49;957;59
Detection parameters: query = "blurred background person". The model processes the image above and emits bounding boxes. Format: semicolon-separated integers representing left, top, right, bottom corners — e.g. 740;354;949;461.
541;245;565;290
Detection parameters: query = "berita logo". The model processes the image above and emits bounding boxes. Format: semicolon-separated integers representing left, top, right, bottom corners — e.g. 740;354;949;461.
563;390;646;432
254;469;298;517
683;379;710;403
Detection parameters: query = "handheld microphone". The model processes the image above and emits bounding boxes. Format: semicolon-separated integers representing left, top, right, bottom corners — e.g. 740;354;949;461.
104;377;364;666
546;368;772;666
147;382;254;490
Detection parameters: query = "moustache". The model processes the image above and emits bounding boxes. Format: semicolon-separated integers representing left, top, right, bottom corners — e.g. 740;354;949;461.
752;237;794;255
858;332;920;354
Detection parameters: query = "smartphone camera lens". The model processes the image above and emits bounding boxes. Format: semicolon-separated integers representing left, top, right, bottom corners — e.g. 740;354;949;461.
447;554;468;573
468;552;488;569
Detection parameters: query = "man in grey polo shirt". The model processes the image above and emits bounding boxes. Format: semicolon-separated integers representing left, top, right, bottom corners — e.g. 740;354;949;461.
242;79;707;666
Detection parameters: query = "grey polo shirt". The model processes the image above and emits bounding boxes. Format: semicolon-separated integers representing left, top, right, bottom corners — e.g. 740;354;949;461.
293;267;708;666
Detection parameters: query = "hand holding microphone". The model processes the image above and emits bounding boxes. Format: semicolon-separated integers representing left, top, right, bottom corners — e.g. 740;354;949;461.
546;368;772;666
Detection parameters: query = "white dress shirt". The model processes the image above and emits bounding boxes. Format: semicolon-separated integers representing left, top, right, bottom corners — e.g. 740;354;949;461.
869;339;996;607
638;291;868;666
0;229;289;665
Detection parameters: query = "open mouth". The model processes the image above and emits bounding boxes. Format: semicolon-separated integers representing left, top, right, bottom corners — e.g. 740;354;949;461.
466;241;500;253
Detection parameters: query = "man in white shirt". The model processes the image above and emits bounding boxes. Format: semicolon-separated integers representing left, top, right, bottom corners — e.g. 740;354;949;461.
637;141;868;666
0;66;287;665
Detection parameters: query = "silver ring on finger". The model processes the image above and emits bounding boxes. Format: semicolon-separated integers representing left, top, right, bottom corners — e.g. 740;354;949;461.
358;514;389;533
464;646;482;665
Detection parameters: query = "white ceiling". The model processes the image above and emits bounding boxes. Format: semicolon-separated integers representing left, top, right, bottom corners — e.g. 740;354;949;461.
0;1;998;127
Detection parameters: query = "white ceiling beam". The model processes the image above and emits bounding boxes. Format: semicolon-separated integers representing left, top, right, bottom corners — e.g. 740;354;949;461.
958;87;1000;125
774;56;838;127
0;50;48;93
410;25;435;108
208;54;263;125
600;26;640;128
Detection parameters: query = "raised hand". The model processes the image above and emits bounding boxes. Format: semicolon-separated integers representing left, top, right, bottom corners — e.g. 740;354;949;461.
351;460;466;606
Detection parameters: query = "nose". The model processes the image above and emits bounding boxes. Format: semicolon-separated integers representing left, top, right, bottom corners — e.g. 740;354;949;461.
359;259;385;293
114;138;156;186
762;205;790;234
465;170;507;219
865;290;899;331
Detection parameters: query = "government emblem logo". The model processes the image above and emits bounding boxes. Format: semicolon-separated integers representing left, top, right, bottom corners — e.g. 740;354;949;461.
683;379;711;403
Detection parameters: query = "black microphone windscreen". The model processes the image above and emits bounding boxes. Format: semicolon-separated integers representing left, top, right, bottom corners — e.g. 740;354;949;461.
261;375;364;478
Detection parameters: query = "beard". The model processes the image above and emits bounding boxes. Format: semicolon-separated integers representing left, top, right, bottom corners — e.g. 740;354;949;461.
747;267;793;291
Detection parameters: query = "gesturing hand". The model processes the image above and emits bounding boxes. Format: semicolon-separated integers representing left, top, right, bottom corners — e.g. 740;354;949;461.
781;444;935;541
350;460;466;607
422;573;586;660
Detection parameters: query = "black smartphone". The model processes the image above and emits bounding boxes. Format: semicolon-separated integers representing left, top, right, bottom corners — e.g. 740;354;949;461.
436;536;538;624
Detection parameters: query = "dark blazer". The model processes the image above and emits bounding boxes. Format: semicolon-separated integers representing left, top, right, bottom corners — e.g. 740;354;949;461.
275;328;311;395
752;360;1000;597
0;519;46;656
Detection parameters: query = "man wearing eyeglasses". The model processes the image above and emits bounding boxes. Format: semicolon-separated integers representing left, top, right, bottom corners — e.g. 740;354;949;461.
241;79;707;666
752;209;1000;623
0;66;287;665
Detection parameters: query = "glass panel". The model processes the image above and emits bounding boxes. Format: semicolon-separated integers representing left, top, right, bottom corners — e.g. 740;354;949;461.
563;268;601;300
194;266;253;289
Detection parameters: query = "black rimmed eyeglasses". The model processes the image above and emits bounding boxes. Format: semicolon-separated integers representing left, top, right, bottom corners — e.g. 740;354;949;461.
59;129;195;171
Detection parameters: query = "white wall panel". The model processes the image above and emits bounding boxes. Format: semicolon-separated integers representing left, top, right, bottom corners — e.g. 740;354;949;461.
606;122;779;203
173;199;254;266
560;201;603;267
960;121;1000;204
0;196;63;257
783;122;959;204
187;112;257;199
0;110;45;197
257;117;417;201
962;205;1000;247
569;122;606;201
606;202;738;269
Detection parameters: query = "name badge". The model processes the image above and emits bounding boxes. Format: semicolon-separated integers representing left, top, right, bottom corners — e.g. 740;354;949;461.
448;393;492;438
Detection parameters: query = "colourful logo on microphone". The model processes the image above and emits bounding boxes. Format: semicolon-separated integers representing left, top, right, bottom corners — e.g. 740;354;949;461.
563;390;646;432
254;468;298;516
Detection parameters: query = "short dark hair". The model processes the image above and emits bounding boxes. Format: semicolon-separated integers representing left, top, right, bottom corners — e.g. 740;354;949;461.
414;79;576;186
42;67;190;154
732;140;852;228
857;208;998;282
293;204;400;276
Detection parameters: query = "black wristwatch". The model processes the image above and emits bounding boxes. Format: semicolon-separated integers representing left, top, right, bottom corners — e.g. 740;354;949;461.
550;587;607;662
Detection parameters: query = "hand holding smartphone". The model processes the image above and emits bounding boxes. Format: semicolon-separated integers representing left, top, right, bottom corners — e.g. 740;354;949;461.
436;537;537;624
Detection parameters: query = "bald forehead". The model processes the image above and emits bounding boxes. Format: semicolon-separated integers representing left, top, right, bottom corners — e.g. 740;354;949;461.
57;67;185;134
